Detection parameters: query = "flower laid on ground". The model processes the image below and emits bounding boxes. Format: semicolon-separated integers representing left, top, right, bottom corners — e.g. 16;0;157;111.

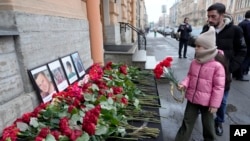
153;57;185;103
1;62;161;141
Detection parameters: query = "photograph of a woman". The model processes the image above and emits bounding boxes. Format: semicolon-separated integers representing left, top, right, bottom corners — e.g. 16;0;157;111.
48;60;69;92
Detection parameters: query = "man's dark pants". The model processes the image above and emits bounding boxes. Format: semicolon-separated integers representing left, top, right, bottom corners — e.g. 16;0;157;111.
179;39;188;58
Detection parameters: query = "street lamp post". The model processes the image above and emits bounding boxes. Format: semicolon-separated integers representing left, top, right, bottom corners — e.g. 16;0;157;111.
162;5;166;29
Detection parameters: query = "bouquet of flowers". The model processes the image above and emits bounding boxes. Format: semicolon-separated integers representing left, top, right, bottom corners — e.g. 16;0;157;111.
1;62;160;141
153;57;185;103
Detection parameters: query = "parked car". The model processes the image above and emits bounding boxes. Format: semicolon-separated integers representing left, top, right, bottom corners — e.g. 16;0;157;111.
187;27;203;47
171;27;179;40
163;27;172;36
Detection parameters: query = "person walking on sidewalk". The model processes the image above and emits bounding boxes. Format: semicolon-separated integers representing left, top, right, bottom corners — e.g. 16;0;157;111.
238;10;250;75
154;29;157;37
202;3;248;137
175;26;231;141
177;17;192;59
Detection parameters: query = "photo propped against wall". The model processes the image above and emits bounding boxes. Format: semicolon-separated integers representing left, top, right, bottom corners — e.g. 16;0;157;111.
29;65;57;103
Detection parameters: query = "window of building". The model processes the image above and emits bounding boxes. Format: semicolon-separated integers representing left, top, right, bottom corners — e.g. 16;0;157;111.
244;0;247;7
237;0;241;9
241;0;244;8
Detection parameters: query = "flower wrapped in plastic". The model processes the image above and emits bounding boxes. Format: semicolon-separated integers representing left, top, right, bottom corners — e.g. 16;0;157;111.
153;57;185;103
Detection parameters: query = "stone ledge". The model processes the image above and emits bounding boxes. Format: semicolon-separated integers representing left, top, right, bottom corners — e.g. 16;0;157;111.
132;50;146;62
145;56;157;70
104;44;137;55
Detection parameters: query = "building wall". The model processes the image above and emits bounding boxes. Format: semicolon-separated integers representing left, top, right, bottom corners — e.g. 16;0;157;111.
169;0;250;27
0;0;92;134
234;0;250;24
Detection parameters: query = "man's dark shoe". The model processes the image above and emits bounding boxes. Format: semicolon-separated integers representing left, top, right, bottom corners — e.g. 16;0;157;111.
179;56;182;58
184;56;187;58
236;77;249;81
215;123;223;136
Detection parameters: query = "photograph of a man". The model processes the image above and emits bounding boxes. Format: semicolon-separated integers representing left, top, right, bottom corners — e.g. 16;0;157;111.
32;68;56;103
66;61;76;79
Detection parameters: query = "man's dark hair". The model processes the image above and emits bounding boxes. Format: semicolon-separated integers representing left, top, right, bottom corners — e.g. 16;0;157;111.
66;61;72;68
245;10;250;18
207;3;226;14
184;17;188;22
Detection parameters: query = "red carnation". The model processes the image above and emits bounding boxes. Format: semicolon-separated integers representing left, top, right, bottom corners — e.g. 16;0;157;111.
89;64;103;81
51;130;61;140
38;127;50;138
1;125;19;141
153;64;163;79
104;62;113;70
82;122;96;135
119;65;128;75
35;136;44;141
166;57;173;62
121;97;128;105
21;112;32;123
112;86;123;94
161;59;171;68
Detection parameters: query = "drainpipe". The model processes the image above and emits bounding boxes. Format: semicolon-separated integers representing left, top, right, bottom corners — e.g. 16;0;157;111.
86;0;104;65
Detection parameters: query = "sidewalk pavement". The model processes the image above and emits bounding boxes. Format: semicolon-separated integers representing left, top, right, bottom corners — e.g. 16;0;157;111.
145;32;250;141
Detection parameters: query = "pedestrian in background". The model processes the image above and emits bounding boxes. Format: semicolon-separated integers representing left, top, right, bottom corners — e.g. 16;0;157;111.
202;3;247;137
154;28;157;37
175;26;230;141
238;10;250;75
177;17;192;59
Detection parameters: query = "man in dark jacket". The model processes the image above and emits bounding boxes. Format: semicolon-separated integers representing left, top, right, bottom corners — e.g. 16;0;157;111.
177;17;192;58
238;10;250;75
202;3;248;137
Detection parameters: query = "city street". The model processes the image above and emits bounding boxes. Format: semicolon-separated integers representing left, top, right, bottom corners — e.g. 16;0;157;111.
145;32;250;141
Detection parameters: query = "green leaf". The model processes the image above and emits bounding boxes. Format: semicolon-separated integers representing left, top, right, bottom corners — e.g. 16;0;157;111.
95;125;108;135
85;104;95;110
70;114;81;125
76;133;90;141
117;126;126;137
30;117;39;128
91;84;99;91
133;98;140;108
98;95;107;102
16;122;29;131
71;107;78;115
45;134;56;141
59;135;70;141
84;94;93;101
58;111;68;118
107;97;114;105
100;101;115;111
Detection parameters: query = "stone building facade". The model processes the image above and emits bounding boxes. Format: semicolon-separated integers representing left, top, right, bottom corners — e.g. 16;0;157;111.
169;0;248;27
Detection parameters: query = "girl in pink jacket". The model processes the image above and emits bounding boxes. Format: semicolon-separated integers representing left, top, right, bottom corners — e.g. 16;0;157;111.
175;26;231;141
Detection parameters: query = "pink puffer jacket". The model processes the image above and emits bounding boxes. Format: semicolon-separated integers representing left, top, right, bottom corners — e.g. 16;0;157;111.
181;59;225;108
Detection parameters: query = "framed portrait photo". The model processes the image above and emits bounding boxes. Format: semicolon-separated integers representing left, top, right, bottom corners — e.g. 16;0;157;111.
29;65;57;103
71;52;86;78
48;60;69;92
61;55;78;84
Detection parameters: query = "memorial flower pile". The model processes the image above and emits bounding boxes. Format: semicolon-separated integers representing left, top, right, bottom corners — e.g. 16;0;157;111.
1;62;160;141
153;57;185;103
